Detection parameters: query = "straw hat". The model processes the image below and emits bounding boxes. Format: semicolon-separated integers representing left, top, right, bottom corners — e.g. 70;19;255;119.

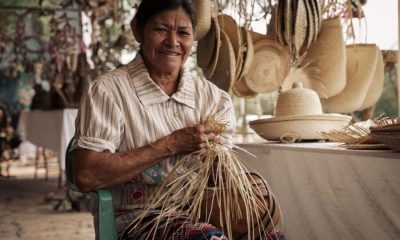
322;44;378;113
232;27;257;98
357;47;384;110
244;39;291;93
208;31;236;92
249;82;351;141
198;17;221;79
192;0;212;41
216;14;243;78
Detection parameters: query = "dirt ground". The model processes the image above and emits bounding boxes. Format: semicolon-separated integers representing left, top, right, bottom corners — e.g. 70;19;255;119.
0;162;95;240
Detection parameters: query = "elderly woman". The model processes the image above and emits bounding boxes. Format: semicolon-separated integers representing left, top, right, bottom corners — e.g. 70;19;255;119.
73;0;284;239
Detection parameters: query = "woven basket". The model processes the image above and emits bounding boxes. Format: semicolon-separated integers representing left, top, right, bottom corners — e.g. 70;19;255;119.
322;44;378;113
357;47;384;110
301;17;346;98
244;39;291;93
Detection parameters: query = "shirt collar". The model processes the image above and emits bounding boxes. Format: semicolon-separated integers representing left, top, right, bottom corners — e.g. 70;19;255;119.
127;52;196;109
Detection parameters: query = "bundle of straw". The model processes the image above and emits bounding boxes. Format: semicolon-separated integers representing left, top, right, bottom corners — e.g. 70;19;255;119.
125;117;277;239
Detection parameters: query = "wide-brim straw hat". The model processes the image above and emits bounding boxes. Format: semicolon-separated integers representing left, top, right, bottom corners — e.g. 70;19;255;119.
249;82;351;141
192;0;212;41
322;44;378;113
232;27;257;98
216;14;243;77
357;47;384;110
198;17;221;79
301;17;346;98
244;39;291;93
208;31;236;92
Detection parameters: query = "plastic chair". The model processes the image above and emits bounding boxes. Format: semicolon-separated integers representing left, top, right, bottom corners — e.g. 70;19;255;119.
65;138;118;240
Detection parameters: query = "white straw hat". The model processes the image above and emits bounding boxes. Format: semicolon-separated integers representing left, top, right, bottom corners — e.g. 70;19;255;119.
249;82;351;141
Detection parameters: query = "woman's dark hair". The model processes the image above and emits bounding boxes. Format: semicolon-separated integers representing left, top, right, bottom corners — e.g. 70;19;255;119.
134;0;197;32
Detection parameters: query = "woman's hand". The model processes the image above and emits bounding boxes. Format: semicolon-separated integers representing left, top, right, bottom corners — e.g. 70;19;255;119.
162;123;220;155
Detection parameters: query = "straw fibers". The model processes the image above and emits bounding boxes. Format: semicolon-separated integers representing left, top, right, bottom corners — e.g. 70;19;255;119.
321;44;378;113
125;117;278;239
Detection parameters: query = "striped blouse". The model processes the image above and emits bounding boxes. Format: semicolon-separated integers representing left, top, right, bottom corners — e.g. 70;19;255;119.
73;52;236;212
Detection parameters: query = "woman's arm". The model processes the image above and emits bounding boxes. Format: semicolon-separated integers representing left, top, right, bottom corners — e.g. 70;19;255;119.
73;124;218;192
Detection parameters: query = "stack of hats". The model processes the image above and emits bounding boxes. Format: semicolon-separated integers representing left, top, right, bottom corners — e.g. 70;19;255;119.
370;118;400;151
196;12;292;97
249;82;351;142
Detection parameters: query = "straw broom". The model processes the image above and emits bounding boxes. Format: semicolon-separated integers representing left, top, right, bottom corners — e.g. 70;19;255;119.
125;116;277;239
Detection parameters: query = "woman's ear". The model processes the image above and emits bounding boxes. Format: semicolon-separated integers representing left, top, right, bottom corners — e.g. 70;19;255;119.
130;18;143;43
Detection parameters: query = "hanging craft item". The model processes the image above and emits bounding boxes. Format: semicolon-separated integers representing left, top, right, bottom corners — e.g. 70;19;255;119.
357;47;384;111
197;17;221;79
192;0;212;40
232;27;257;98
300;17;347;98
208;31;236;92
321;44;379;113
244;39;291;94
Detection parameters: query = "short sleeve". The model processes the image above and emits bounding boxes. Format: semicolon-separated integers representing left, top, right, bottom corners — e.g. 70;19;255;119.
73;80;123;153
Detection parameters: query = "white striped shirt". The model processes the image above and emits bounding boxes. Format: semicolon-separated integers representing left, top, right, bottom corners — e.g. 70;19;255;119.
73;53;235;211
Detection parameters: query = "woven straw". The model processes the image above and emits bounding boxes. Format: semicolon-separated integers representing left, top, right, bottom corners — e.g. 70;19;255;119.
301;17;346;98
276;82;322;116
216;14;242;78
192;0;212;41
237;27;254;80
208;31;236;92
250;30;268;43
244;39;291;93
232;28;257;98
357;47;384;110
370;132;400;151
249;82;351;141
198;17;221;79
322;44;378;113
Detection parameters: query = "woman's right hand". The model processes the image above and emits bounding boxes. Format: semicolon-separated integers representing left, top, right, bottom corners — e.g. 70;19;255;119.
161;123;220;155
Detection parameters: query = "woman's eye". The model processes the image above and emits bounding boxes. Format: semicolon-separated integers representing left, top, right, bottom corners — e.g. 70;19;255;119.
155;28;167;32
179;31;191;36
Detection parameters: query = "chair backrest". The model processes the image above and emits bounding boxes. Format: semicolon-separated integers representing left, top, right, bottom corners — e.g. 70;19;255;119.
65;137;79;191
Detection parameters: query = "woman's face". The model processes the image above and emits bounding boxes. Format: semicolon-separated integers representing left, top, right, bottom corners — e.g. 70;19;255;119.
140;7;194;76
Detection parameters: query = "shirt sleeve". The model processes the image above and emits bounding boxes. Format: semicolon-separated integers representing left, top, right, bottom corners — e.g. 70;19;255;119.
73;79;123;153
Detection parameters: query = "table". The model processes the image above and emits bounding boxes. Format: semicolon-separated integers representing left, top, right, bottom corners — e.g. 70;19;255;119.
17;109;78;171
235;142;400;240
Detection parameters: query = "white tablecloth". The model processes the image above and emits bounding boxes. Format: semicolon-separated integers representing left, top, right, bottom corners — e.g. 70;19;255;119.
17;109;78;170
236;142;400;240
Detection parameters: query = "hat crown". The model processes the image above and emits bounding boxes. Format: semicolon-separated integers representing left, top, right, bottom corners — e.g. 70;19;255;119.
275;82;322;116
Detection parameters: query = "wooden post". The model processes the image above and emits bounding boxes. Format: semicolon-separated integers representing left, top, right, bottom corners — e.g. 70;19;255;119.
398;0;400;115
